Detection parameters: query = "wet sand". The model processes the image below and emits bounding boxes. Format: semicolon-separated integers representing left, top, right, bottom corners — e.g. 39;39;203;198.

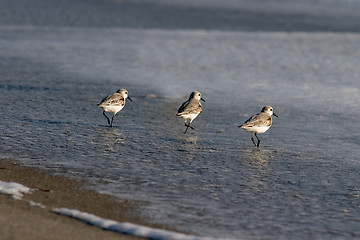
0;158;155;240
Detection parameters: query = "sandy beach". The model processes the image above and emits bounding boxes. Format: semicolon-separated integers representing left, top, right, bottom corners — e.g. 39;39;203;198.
0;158;155;240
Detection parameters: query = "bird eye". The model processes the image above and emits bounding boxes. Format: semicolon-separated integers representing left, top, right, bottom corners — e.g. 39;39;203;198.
270;109;273;111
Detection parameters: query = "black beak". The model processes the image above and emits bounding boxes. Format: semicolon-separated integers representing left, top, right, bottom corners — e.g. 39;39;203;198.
201;98;205;102
273;113;278;117
128;96;133;102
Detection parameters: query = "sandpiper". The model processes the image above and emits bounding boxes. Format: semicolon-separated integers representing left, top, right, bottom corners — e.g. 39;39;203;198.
177;91;205;134
98;89;132;127
239;106;278;147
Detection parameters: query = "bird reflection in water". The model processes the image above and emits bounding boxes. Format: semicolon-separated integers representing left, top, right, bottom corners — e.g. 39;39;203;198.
96;127;126;153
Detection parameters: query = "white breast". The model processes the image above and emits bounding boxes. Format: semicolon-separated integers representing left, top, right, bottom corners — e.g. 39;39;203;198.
179;113;199;121
243;125;271;134
101;105;124;114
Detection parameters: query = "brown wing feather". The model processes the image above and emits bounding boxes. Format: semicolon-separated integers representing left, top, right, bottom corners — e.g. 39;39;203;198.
177;99;202;115
241;113;272;128
98;93;125;106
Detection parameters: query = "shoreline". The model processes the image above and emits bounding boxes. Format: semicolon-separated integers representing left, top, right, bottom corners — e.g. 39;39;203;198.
0;158;158;240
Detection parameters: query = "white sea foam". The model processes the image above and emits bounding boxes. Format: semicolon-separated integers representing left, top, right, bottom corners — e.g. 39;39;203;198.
0;180;33;200
52;207;233;240
29;200;46;208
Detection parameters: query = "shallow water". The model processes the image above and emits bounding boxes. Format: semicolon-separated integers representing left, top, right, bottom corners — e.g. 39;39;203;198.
1;0;360;239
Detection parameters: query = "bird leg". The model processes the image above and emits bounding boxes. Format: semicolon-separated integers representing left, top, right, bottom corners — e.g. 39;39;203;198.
184;121;195;134
183;120;193;134
110;114;115;127
255;133;261;147
184;121;191;134
184;125;190;134
103;111;111;126
251;133;257;147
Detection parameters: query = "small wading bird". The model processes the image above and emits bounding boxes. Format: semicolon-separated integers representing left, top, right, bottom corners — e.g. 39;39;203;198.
177;91;205;134
239;106;278;147
98;89;132;127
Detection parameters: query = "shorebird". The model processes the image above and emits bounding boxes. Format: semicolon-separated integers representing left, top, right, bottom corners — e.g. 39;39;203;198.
239;106;278;147
98;89;132;127
176;91;205;134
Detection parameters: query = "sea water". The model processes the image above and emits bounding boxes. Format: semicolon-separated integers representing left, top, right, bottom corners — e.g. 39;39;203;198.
1;0;360;239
